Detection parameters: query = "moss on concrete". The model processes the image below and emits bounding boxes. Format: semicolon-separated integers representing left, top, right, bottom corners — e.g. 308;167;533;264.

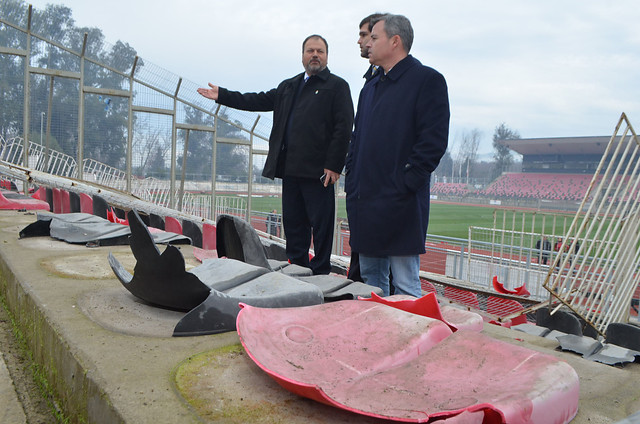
173;344;287;424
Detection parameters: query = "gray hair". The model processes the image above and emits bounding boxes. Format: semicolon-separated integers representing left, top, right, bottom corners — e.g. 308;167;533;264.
371;14;414;53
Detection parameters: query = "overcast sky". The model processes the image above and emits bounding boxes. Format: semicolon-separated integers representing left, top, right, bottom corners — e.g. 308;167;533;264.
24;0;640;155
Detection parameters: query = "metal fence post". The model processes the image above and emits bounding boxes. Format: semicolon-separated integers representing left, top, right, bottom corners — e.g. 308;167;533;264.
126;56;138;193
21;6;32;192
210;104;221;221
77;33;87;180
457;245;465;279
246;116;260;222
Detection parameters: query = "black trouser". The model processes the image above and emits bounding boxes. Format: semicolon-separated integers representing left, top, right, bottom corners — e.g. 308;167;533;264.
282;176;335;275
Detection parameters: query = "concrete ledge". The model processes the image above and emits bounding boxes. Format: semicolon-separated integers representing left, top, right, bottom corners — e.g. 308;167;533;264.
0;212;230;423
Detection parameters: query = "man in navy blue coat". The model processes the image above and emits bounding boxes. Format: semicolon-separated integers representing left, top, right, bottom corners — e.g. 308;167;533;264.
345;14;450;296
198;35;354;275
358;13;385;84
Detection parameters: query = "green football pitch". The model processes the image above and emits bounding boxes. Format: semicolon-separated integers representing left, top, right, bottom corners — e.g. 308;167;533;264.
249;196;511;240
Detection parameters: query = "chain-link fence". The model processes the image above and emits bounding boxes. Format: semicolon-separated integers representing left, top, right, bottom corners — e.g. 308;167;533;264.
0;1;275;222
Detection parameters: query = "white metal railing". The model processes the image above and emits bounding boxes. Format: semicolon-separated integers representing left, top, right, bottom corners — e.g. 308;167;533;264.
128;174;246;221
82;158;127;190
0;136;78;178
0;135;222;218
544;113;640;335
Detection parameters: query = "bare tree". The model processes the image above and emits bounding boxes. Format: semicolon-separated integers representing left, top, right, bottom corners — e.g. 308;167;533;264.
455;129;482;184
433;148;453;183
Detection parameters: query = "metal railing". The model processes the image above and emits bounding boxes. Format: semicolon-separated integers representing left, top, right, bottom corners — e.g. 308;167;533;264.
543;114;640;335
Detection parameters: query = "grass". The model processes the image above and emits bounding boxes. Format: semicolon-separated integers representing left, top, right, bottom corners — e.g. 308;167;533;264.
250;196;525;239
245;195;613;244
248;195;282;215
428;203;497;239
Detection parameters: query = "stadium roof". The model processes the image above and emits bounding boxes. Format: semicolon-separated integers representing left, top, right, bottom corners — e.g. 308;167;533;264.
500;136;614;155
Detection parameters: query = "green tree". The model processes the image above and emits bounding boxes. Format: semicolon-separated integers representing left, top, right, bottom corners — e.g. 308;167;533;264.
0;54;24;140
0;0;28;140
177;106;249;181
214;119;249;180
2;1;248;177
0;1;135;167
492;123;520;180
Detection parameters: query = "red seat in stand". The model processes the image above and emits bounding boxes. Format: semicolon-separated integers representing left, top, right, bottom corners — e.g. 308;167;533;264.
202;223;216;250
444;286;480;310
165;216;182;234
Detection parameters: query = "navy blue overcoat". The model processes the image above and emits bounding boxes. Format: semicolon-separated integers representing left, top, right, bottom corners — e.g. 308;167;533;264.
345;55;450;256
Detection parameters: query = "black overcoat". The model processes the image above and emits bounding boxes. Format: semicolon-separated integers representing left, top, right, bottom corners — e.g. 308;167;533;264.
345;55;450;256
217;67;354;179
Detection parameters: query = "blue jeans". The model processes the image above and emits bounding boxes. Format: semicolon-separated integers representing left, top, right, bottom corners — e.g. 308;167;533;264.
359;254;422;297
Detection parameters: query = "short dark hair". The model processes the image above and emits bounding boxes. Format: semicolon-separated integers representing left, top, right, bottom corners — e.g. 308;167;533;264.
302;34;328;53
370;14;414;53
359;13;384;29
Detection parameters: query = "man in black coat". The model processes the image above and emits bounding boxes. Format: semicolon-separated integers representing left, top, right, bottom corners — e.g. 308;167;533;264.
197;35;354;274
358;13;385;84
348;12;385;284
345;14;450;296
535;237;552;265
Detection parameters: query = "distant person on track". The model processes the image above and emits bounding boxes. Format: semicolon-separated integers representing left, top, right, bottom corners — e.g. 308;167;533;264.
345;14;450;297
197;35;353;275
535;237;551;265
267;209;280;237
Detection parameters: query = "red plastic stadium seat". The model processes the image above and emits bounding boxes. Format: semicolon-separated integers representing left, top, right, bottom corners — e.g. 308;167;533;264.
487;296;527;325
52;188;62;213
421;280;438;295
0;191;49;211
61;190;71;213
444;287;480;310
79;193;93;213
202;223;217;250
165;216;182;235
31;186;47;201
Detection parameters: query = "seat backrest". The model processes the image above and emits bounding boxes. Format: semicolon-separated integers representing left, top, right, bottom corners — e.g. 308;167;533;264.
487;296;527;325
216;214;271;270
444;287;480;310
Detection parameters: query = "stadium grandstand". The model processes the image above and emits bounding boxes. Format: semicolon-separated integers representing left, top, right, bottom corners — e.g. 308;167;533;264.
431;135;622;209
1;4;640;423
0;0;638;355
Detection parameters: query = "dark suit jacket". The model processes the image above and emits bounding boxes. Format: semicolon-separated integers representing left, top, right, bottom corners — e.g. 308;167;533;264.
346;55;450;256
217;67;354;179
363;64;379;83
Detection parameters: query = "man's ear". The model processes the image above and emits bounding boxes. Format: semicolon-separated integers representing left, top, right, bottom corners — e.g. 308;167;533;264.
391;34;401;49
